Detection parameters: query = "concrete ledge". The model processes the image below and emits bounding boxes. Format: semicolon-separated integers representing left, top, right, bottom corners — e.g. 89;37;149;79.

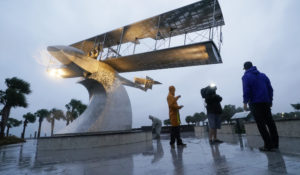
36;140;153;164
195;124;235;137
219;124;235;134
160;125;195;133
245;119;300;138
244;123;260;136
194;126;207;137
37;130;152;151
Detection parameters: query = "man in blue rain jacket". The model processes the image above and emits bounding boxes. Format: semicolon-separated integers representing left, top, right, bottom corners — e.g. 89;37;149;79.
242;61;279;151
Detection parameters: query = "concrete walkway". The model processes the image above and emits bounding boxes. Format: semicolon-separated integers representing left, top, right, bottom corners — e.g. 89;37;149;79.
1;133;300;175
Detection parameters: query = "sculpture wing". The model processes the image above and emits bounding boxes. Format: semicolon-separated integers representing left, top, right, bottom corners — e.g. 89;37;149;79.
103;41;221;73
70;0;224;54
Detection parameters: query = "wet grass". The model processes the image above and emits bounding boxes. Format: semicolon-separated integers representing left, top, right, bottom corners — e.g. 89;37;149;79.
0;136;25;146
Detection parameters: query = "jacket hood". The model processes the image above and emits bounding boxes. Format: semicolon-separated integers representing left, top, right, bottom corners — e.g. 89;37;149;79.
245;66;260;75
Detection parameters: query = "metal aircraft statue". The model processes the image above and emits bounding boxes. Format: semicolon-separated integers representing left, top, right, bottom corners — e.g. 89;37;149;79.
47;0;225;134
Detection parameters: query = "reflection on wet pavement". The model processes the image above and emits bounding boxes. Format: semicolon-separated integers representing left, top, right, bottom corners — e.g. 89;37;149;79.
171;146;184;175
1;133;300;175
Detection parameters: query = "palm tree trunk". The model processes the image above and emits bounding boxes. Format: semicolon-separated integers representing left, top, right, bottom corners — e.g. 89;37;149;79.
0;105;11;138
21;120;27;139
71;108;75;123
51;118;55;136
37;121;42;138
6;127;10;137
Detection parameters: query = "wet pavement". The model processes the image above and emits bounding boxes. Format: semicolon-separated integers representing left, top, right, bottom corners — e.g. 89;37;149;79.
1;133;300;175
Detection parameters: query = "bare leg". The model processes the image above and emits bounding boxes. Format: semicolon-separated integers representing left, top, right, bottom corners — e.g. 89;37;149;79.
209;128;213;140
209;128;216;140
210;128;223;143
213;129;217;140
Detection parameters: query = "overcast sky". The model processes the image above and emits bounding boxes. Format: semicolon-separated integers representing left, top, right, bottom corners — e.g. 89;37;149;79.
1;0;300;138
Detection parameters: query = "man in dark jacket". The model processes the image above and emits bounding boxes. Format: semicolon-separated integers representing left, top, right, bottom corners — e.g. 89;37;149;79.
201;84;223;144
242;61;279;151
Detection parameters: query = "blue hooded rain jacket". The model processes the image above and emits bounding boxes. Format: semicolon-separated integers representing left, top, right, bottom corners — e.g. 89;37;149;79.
242;66;273;104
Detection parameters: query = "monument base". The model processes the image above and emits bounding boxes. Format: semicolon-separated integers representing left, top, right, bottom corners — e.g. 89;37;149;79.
37;129;152;151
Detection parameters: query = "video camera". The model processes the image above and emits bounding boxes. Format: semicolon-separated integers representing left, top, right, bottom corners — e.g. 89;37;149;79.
200;85;217;99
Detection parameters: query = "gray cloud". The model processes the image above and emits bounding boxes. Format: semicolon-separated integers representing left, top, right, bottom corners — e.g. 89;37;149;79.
1;0;299;137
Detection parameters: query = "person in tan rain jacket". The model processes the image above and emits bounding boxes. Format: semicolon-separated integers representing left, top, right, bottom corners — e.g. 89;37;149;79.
167;86;186;148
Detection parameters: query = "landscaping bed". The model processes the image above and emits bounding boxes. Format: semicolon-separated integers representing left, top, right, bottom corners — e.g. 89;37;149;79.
0;136;25;146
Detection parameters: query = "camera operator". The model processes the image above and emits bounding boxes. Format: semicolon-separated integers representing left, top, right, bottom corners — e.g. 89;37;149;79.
201;84;223;144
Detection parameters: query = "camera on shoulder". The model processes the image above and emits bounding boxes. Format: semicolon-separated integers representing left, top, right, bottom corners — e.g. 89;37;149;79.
200;85;217;99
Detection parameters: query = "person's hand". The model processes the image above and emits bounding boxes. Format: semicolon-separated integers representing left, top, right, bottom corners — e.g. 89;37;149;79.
243;103;248;111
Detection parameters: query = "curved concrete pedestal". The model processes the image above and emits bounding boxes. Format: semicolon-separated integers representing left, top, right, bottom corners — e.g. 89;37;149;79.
57;72;132;134
38;130;152;150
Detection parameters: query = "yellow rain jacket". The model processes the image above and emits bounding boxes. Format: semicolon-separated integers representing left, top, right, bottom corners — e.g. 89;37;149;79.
167;92;181;126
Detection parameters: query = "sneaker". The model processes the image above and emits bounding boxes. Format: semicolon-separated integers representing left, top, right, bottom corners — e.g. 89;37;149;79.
177;143;187;147
170;144;175;149
214;139;223;144
259;146;273;152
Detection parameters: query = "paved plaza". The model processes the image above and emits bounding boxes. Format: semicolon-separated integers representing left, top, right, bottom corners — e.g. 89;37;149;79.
1;133;300;175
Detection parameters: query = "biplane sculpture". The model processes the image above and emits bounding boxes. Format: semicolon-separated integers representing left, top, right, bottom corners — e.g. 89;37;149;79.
47;0;225;134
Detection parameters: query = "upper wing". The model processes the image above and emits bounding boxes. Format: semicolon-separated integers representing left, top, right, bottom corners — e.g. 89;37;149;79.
103;41;221;73
70;0;224;54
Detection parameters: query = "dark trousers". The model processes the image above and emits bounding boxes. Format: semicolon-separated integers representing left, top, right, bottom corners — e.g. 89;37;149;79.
170;126;183;145
250;103;279;148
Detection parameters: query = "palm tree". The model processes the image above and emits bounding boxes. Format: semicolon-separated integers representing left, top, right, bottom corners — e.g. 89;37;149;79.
21;112;36;139
35;109;50;138
190;116;196;125
199;111;207;118
65;99;87;125
236;107;244;113
291;103;300;111
163;119;170;126
193;113;203;126
287;104;300;118
198;112;207;126
185;116;192;125
0;77;31;138
221;105;236;123
47;108;64;136
6;118;22;137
